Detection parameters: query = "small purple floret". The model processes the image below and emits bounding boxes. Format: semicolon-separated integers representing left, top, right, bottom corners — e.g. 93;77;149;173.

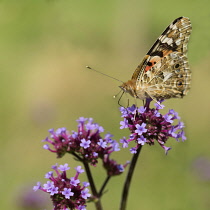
97;139;107;148
58;163;70;172
81;188;91;199
70;177;80;186
120;137;129;148
75;166;85;174
135;123;147;136
62;188;74;199
80;139;91;149
120;119;129;129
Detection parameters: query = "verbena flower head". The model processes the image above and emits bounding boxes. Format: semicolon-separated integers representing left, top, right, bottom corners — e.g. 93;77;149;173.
119;100;186;154
43;118;120;166
103;154;130;176
33;164;90;210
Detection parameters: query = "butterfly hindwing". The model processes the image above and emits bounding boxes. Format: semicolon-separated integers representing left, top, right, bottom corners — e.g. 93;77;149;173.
144;52;191;99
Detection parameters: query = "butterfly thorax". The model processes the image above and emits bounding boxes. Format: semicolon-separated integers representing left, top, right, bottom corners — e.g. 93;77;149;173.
119;79;148;100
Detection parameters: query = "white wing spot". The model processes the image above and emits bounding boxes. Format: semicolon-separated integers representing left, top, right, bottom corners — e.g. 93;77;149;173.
163;72;173;82
170;53;177;59
175;39;181;45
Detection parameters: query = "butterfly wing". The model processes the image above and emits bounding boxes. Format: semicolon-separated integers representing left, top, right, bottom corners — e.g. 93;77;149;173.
143;52;191;99
132;16;192;99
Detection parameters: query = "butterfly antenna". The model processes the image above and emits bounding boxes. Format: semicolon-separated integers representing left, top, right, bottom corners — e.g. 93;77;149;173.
113;89;122;99
86;66;124;83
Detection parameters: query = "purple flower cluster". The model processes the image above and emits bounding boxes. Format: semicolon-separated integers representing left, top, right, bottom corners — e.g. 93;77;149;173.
33;164;90;210
43;117;127;175
120;101;186;154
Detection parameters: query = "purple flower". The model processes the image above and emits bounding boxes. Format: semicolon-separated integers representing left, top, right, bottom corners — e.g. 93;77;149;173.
135;123;147;135
111;141;120;151
120;137;129;148
120;106;129;117
128;105;137;114
117;164;125;172
169;109;180;120
178;121;185;129
81;188;91;199
161;145;172;155
164;114;174;123
55;127;66;135
33;182;41;191
120;119;129;129
49;186;59;195
43;144;50;150
83;182;90;187
76;117;87;123
45;171;53;178
104;133;113;142
154;100;165;109
85;122;97;130
43;181;54;190
78;205;87;210
93;152;98;157
154;110;161;117
62;188;74;199
130;147;137;154
137;136;146;145
97;139;107;148
58;163;70;172
70;177;80;186
75;166;85;174
51;164;58;170
176;130;187;141
80;138;91;149
138;106;146;113
98;125;104;133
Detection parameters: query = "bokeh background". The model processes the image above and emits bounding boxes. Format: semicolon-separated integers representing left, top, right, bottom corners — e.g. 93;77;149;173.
1;0;210;209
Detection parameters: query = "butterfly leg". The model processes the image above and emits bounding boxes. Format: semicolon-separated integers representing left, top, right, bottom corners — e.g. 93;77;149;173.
117;91;125;107
127;98;130;107
142;100;145;107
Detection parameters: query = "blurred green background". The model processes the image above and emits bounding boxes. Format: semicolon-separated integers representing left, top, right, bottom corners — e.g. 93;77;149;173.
1;0;210;209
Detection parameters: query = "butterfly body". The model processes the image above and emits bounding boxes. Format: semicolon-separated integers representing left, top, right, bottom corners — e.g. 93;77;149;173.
119;17;192;101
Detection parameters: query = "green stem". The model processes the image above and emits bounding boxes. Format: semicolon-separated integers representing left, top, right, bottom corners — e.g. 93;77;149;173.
120;145;143;210
83;161;103;210
98;175;111;197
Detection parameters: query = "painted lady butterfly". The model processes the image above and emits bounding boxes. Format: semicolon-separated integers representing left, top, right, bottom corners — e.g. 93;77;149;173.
119;17;192;101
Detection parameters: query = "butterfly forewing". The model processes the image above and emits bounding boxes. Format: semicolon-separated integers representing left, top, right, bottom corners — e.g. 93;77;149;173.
121;16;192;101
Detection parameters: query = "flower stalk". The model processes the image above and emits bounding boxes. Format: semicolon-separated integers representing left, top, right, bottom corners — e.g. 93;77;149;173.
82;161;102;210
120;145;142;210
